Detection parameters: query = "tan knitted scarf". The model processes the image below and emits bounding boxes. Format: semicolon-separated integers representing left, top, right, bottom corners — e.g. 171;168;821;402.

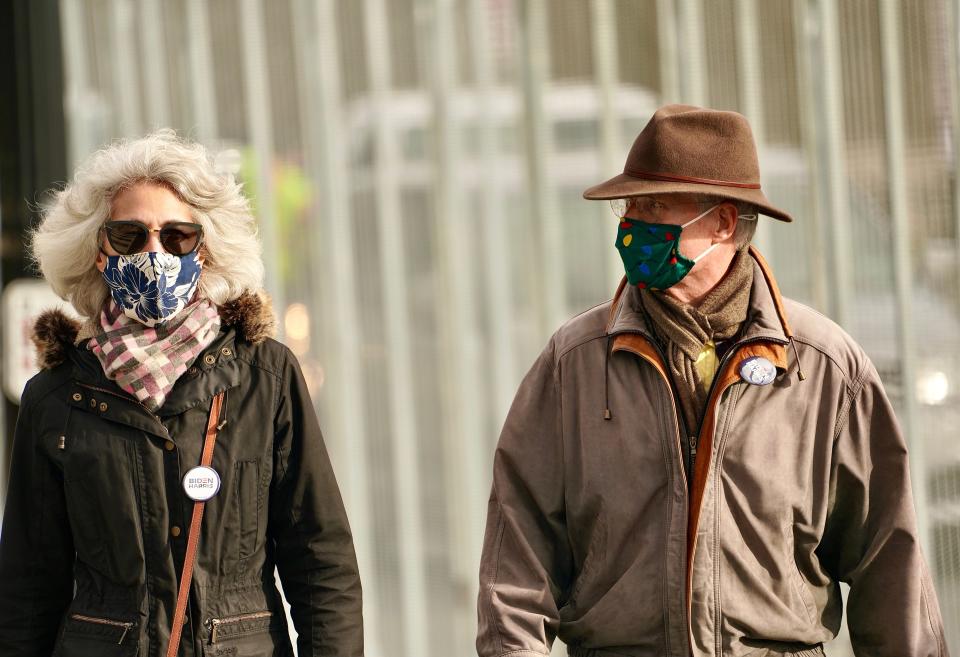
640;248;754;433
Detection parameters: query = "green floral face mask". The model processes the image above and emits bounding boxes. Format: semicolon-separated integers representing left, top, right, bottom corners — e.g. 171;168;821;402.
614;204;719;290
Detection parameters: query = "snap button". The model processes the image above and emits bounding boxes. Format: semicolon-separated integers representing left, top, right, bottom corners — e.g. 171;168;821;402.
182;616;189;625
72;392;82;402
89;398;97;408
220;347;232;356
203;354;216;366
170;526;182;538
164;440;175;451
99;402;108;412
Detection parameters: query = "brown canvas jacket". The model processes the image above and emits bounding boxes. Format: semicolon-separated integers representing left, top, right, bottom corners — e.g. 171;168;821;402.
0;293;363;657
477;248;948;657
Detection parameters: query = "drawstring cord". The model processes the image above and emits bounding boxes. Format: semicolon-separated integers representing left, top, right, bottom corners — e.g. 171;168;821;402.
790;335;806;381
603;334;613;420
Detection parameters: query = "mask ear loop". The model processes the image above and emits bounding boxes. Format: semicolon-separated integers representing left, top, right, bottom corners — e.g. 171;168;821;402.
679;203;721;264
680;203;720;229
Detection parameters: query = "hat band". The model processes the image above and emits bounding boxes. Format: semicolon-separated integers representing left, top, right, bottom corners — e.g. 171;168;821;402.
624;167;762;190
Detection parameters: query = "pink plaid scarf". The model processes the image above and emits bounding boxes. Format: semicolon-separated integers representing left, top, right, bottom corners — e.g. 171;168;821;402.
88;298;221;411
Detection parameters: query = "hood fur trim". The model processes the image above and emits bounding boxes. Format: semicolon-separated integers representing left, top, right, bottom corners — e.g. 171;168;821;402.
32;291;277;369
32;309;82;370
217;291;277;345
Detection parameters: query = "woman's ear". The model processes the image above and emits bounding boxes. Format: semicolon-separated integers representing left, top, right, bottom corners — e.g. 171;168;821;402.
95;250;107;273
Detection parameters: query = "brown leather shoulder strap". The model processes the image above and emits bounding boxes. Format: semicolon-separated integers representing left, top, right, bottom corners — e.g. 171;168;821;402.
165;391;225;657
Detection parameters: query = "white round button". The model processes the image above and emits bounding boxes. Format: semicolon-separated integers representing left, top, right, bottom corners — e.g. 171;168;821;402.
738;356;777;386
182;466;221;501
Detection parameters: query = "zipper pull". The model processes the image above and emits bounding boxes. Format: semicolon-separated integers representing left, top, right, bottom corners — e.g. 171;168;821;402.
118;622;133;645
690;435;698;459
210;618;221;644
58;435;66;450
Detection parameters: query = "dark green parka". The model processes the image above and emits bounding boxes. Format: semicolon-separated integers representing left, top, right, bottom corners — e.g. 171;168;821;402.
0;292;363;657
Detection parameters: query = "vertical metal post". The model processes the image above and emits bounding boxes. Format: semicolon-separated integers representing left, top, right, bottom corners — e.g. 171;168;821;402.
468;0;517;427
185;0;218;142
362;0;430;653
812;0;854;328
734;0;771;255
421;1;488;651
139;0;170;130
289;1;380;654
950;0;960;326
677;0;707;106
791;0;830;312
656;0;680;103
59;0;92;166
591;0;627;289
109;0;143;137
518;0;567;336
238;0;284;329
878;0;928;553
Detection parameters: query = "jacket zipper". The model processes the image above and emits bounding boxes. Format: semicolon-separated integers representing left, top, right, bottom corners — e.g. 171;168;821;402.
689;335;789;472
206;611;273;643
682;334;788;650
70;614;135;644
615;329;789;654
77;383;169;436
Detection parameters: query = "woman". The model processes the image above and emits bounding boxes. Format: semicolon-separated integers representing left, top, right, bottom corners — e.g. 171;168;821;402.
0;131;363;657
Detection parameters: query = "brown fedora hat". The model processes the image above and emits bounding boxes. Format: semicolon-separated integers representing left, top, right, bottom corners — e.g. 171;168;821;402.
583;104;793;222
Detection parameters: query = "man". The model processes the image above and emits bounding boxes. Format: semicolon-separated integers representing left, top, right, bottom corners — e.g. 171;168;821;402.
476;105;948;657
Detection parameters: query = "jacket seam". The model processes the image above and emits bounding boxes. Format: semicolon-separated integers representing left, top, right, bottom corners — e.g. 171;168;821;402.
920;574;946;656
555;332;608;364
831;369;868;442
656;384;672;656
19;376;72;415
713;384;741;656
487;490;507;657
233;353;284;380
789;335;857;384
31;409;45;639
494;651;551;657
552;339;574;613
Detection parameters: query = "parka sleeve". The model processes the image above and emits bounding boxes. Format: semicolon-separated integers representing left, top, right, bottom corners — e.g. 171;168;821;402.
476;337;573;657
0;386;76;657
819;360;949;657
269;348;363;657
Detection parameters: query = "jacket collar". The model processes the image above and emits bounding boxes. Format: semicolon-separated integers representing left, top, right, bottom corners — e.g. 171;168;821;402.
32;292;275;438
32;291;276;371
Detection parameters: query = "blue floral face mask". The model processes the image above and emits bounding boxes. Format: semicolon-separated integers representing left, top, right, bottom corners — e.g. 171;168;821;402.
102;251;202;326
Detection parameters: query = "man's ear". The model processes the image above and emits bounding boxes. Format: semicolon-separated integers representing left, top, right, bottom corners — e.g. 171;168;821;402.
715;203;738;241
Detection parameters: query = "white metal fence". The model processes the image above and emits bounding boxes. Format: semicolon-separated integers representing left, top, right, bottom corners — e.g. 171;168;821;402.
47;0;960;654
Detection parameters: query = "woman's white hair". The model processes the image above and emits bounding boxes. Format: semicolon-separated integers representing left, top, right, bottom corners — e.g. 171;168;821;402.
30;129;264;320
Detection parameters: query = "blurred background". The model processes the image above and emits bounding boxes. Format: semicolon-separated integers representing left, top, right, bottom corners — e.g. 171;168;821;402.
1;0;959;654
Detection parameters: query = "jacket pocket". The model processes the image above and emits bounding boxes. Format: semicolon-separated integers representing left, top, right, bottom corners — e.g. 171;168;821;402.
62;432;144;585
202;610;291;657
564;503;607;610
235;460;261;561
784;527;818;625
54;613;138;657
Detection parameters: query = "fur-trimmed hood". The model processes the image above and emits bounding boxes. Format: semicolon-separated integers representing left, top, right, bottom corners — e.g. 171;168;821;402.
32;291;277;370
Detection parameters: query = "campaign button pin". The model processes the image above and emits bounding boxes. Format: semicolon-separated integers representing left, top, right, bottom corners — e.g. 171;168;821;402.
738;356;777;386
183;466;221;501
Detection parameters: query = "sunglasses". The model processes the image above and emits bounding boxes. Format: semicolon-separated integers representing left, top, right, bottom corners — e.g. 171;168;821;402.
100;220;204;256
